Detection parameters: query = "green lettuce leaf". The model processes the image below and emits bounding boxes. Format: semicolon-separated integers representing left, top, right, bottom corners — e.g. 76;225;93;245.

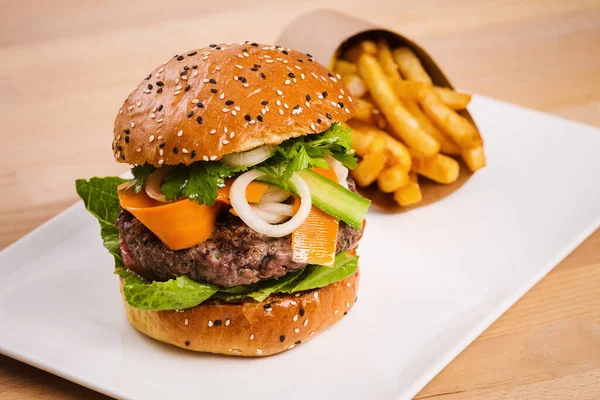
75;177;127;266
116;269;218;311
214;270;305;302
283;251;358;293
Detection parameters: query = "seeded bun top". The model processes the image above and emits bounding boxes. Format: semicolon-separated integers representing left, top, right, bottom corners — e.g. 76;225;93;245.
113;42;357;167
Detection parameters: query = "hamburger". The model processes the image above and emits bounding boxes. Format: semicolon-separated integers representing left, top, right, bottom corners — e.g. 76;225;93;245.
76;42;370;356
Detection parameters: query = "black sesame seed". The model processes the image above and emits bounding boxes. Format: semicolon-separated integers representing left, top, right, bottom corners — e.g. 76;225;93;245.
183;65;190;70
157;88;163;93
173;147;179;154
297;59;303;63
197;102;204;108
263;303;272;310
120;154;125;160
214;319;222;326
209;44;217;48
306;94;311;101
239;77;247;83
338;101;344;108
256;115;263;122
191;150;196;158
261;100;268;105
187;51;197;56
254;63;261;68
145;74;151;80
322;91;328;98
192;64;198;69
180;71;187;76
326;113;332;119
306;53;313;57
288;72;295;78
282;50;288;55
117;145;122;151
299;308;305;316
177;55;184;61
196;116;203;124
225;100;234;105
156;81;164;86
244;114;251;121
308;58;314;62
343;311;348;315
187;111;194;118
157;104;164;111
295;340;301;345
317;118;322;123
215;46;221;50
111;143;114;150
355;296;358;303
328;72;334;78
124;129;130;134
293;104;299;110
242;48;248;53
209;78;217;84
125;136;129;143
251;67;258;72
279;335;285;343
159;143;165;148
210;88;218;93
260;73;266;79
148;83;153;90
185;84;191;92
173;54;179;58
251;42;258;47
185;341;190;346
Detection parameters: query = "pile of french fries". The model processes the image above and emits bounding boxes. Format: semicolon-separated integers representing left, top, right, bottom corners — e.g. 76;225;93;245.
335;39;486;207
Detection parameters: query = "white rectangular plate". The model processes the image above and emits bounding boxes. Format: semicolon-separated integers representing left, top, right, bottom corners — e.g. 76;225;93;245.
1;96;599;400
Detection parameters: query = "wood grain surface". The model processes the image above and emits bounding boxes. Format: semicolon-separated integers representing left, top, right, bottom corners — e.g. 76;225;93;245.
1;0;599;399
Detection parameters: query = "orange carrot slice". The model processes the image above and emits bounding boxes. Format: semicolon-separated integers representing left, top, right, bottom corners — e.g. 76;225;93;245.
291;167;340;266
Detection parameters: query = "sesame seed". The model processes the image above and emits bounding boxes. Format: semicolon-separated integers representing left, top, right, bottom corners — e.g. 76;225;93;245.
136;148;141;152
174;90;181;95
326;113;332;119
288;345;295;350
208;320;213;327
203;78;209;83
314;292;319;299
192;99;199;104
159;149;164;156
237;53;244;59
219;92;225;100
191;150;196;159
309;331;315;337
257;115;263;122
184;319;188;325
304;319;308;326
203;156;209;161
260;72;266;79
295;65;301;70
279;335;285;343
334;309;339;315
223;108;229;113
305;102;310;108
131;122;135;128
185;341;190;346
187;111;194;118
284;103;289;109
250;333;255;341
210;155;217;161
256;349;263;355
345;108;350;113
299;308;305;316
294;328;300;333
293;314;298;322
210;129;216;134
263;303;272;311
149;135;155;143
157;118;164;123
196;116;202;124
214;319;222;326
225;319;230;326
177;130;183;137
276;100;282;106
192;70;199;77
197;102;204;108
222;139;230;145
346;302;350;308
344;311;348;315
279;109;284;115
236;64;243;69
322;91;328;98
211;88;218;93
231;110;237;116
150;113;156;119
276;90;283;96
158;104;164;111
284;79;291;85
177;55;184;61
175;78;180;85
182;148;188;154
181;76;188;81
158;159;164;165
234;106;241;111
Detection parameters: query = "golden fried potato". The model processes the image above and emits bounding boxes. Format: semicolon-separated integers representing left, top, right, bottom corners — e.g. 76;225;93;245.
392;47;432;84
344;40;378;62
377;165;410;193
348;120;412;171
352;151;387;187
340;73;367;97
394;173;422;206
433;87;471;110
411;151;460;184
404;101;461;155
461;146;486;172
334;60;358;75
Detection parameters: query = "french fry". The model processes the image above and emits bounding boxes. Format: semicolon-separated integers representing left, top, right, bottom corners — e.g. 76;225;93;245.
404;101;461;155
334;60;358;75
354;99;374;123
433;87;471;110
369;135;387;153
357;54;440;156
352;151;387;187
340;73;367;97
348;120;412;171
394;173;422;206
461;146;486;172
377;40;402;80
377;165;410;193
421;91;482;148
392;47;433;84
390;80;430;102
411;151;460;184
371;108;388;130
344;40;378;62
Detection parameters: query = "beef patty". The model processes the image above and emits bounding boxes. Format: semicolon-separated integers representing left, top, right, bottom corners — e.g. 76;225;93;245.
116;179;363;288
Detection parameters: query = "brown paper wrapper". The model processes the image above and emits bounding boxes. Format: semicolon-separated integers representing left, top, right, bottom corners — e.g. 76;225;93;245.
276;10;476;212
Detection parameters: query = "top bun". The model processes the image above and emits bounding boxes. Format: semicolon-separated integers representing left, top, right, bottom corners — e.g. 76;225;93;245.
113;42;357;167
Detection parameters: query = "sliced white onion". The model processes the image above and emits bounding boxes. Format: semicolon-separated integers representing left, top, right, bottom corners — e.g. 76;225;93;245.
257;202;295;216
145;167;172;202
250;205;289;224
326;156;349;188
221;145;276;168
260;186;291;203
230;170;311;237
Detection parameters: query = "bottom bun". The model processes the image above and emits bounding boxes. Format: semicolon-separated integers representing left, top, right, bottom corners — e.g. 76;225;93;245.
120;269;359;356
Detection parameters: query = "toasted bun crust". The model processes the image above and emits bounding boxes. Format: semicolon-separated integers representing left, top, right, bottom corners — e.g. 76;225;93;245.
120;270;359;356
113;42;357;167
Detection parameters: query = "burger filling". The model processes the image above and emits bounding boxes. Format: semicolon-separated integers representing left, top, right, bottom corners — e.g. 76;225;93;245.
76;123;370;311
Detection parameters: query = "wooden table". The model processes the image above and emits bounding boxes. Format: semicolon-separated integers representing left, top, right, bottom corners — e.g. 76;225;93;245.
1;1;599;398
